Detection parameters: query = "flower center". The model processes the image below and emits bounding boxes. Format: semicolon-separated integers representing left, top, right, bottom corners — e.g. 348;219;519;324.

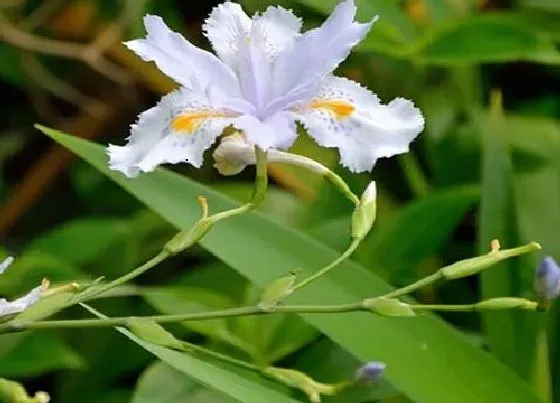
172;110;233;134
310;99;355;119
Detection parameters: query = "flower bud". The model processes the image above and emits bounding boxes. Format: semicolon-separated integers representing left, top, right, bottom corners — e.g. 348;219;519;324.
356;361;386;382
475;297;537;311
212;134;255;176
264;367;344;402
535;256;560;301
258;271;298;311
440;242;541;280
351;181;377;240
164;219;213;254
127;319;183;350
362;297;415;317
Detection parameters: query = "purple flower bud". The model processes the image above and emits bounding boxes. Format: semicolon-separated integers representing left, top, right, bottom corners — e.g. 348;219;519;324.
356;361;386;382
535;256;560;300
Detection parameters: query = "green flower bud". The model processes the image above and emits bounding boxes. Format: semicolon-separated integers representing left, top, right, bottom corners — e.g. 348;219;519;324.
351;181;377;240
264;367;346;402
127;319;183;350
362;297;416;317
164;218;213;254
475;297;537;311
440;242;541;280
258;271;298;311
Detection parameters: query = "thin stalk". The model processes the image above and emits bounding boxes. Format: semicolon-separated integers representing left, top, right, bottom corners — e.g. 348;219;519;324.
1;302;364;333
380;271;444;300
210;147;268;223
292;239;361;293
81;250;170;300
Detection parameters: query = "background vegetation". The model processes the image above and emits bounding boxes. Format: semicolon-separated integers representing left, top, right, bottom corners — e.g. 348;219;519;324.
0;0;559;402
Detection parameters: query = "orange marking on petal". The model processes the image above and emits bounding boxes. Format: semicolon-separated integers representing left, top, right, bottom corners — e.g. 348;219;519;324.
310;99;355;119
172;110;230;134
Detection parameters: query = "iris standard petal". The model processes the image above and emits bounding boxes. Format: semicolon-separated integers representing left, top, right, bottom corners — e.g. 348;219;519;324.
250;6;302;62
108;84;241;177
203;3;300;69
203;2;251;69
271;0;375;104
292;76;424;172
125;15;240;96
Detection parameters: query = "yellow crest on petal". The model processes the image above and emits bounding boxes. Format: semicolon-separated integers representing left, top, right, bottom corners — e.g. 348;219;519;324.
172;110;231;134
310;99;355;119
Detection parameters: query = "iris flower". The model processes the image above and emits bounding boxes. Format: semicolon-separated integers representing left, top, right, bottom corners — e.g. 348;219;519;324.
0;257;45;317
108;0;424;177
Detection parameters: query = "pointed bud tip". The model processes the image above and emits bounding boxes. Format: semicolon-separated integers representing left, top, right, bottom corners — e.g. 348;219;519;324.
362;181;377;203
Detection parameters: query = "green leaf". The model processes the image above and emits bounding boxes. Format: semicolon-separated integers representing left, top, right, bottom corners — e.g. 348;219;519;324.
0;332;85;377
134;361;234;403
415;14;560;65
83;306;298;403
364;185;479;282
42;126;541;403
144;287;244;348
477;92;538;379
296;339;399;402
25;218;131;267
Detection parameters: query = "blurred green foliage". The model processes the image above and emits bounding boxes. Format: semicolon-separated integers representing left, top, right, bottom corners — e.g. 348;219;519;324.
1;0;560;402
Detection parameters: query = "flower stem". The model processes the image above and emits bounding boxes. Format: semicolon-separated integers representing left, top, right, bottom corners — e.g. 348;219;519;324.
80;250;170;301
210;147;268;223
75;148;268;303
380;271;444;300
291;239;361;293
0;302;364;333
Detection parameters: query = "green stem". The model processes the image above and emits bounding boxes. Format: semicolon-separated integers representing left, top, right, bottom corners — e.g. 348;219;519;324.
1;302;363;333
410;303;536;312
76;148;268;303
81;250;170;300
292;239;361;293
210;147;268;223
380;271;444;300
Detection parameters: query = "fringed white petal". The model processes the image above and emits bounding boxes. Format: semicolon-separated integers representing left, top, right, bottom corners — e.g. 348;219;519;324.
0;257;45;317
125;15;239;96
251;6;302;63
0;285;43;316
108;85;239;177
203;2;251;69
293;76;424;172
271;0;375;105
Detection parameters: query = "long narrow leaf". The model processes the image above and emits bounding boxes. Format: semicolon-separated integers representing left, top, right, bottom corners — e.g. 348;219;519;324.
41;126;540;403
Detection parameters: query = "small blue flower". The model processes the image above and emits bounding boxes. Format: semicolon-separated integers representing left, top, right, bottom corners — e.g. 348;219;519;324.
535;256;560;301
356;361;386;382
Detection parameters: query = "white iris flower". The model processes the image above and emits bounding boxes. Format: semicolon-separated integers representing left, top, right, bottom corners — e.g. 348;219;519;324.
0;257;45;317
108;0;424;176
